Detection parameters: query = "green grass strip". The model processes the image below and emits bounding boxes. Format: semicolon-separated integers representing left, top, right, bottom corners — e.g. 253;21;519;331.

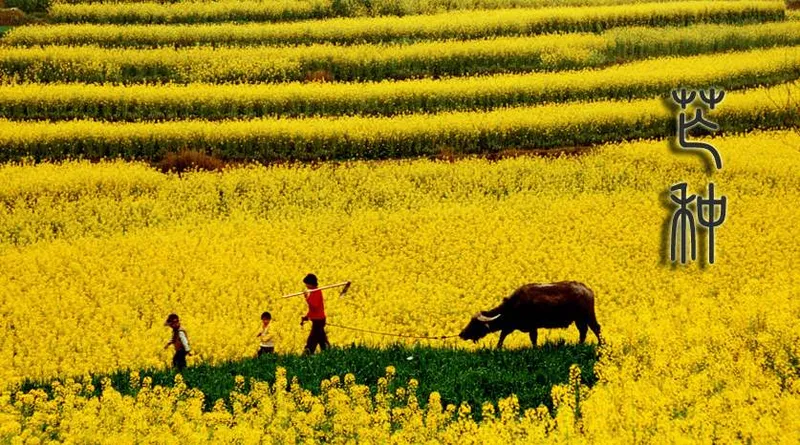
16;343;598;415
0;82;797;162
3;1;785;47
1;46;799;121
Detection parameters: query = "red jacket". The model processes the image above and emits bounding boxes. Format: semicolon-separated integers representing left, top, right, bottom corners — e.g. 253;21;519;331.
305;289;326;320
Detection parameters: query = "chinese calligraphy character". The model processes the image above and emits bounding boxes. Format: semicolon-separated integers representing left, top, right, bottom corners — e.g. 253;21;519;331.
671;88;725;170
666;87;728;265
669;182;697;264
669;182;727;265
696;183;727;265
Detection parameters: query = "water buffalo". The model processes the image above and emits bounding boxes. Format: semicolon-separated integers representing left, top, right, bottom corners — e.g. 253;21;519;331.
459;281;602;348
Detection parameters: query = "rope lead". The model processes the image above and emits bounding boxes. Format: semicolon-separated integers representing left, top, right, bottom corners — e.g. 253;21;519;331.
326;322;459;340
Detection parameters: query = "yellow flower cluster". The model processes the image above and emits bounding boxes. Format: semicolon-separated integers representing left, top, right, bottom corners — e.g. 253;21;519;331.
1;130;799;440
2;46;799;120
0;366;589;444
3;1;784;47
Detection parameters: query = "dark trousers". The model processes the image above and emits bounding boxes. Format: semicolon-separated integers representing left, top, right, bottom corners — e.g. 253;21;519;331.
172;350;187;371
304;319;330;355
258;346;274;357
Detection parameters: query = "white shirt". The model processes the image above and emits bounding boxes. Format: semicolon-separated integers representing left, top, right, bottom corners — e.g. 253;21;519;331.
178;331;191;352
258;326;274;348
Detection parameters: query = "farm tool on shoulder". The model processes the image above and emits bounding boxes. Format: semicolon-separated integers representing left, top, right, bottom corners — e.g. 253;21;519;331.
281;281;352;299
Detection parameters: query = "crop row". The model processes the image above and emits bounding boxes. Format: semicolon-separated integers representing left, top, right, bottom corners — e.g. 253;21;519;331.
3;21;800;84
0;82;797;162
2;131;797;247
1;47;798;121
2;1;784;47
47;0;757;24
50;0;331;24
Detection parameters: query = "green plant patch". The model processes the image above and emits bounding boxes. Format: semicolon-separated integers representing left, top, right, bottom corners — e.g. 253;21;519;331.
17;342;598;417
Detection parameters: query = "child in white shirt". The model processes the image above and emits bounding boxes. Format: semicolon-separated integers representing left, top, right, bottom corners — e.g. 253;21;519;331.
256;311;274;356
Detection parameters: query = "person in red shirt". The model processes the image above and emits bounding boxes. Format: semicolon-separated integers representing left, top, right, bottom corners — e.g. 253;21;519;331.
300;273;329;354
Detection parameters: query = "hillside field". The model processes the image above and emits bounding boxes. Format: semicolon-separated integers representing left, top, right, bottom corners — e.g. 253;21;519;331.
0;0;799;443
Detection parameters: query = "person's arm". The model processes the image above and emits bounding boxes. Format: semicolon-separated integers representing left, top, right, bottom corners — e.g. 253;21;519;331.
304;292;314;319
302;292;313;324
178;331;190;352
264;327;274;344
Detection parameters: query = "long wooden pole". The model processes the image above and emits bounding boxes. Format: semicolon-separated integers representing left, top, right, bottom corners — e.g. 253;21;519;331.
281;281;351;299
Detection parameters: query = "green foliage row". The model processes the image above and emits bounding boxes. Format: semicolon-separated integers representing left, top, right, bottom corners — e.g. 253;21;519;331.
3;21;800;84
4;0;50;13
18;343;598;415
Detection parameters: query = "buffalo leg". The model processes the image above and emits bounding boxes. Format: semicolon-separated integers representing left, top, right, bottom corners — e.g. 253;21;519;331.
589;318;603;345
529;329;538;347
497;330;511;349
576;320;588;344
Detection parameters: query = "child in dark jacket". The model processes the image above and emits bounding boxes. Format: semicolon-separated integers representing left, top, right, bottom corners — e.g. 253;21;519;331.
164;313;191;371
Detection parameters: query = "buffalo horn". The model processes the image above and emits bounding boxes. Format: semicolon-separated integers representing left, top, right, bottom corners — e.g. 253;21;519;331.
476;313;501;323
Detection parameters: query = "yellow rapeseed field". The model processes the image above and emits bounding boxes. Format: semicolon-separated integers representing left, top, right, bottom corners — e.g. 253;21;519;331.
1;130;799;441
2;0;799;440
0;366;592;443
6;20;800;84
2;1;784;47
48;0;745;25
2;46;799;120
0;81;797;160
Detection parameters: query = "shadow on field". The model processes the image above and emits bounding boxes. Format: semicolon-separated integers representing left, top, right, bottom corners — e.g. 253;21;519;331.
19;342;598;417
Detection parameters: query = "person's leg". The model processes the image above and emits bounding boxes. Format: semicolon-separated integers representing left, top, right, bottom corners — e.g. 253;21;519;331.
174;350;187;371
319;319;330;351
304;323;320;355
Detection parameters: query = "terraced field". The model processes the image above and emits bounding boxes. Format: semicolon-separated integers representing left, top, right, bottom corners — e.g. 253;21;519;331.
0;1;798;163
0;0;798;443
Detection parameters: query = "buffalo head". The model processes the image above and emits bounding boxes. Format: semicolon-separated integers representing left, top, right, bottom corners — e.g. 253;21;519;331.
459;312;501;342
